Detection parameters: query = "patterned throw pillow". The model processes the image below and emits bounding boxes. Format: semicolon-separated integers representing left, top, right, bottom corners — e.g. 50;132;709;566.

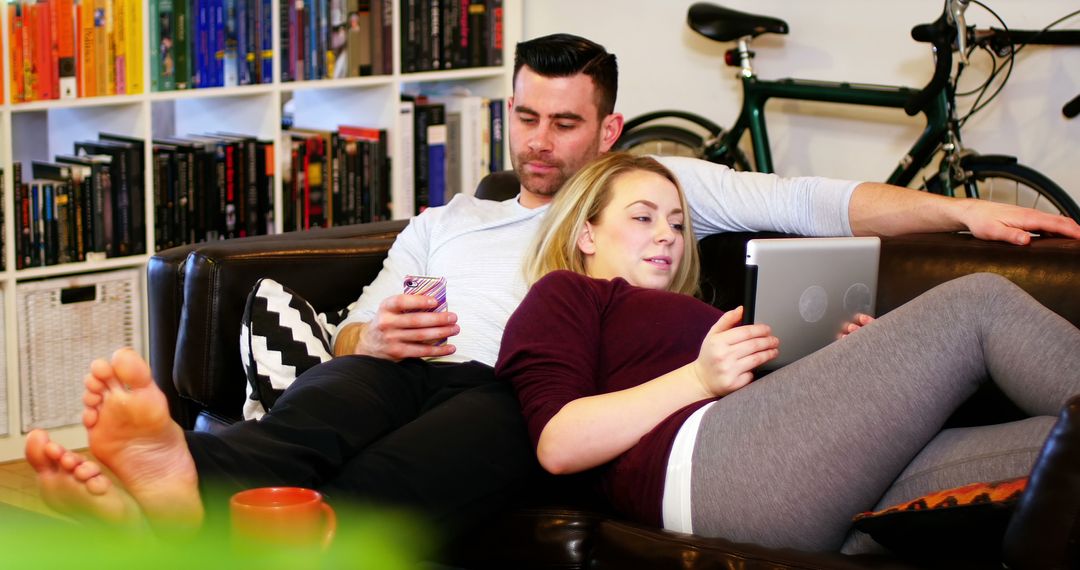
239;278;353;420
851;476;1028;560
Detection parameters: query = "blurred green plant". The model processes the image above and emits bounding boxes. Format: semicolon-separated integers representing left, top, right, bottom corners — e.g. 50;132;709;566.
2;494;433;569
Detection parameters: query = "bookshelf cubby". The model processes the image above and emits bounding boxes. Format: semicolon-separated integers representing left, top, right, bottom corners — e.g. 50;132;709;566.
0;0;521;460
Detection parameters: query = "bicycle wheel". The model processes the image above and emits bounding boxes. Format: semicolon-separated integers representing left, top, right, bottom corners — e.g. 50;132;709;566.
925;158;1080;223
615;124;705;158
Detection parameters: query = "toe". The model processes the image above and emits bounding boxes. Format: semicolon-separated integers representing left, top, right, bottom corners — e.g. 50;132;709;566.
24;430;54;472
59;451;83;471
83;407;99;429
84;473;112;496
83;389;103;408
73;460;101;482
111;348;154;390
89;359;113;383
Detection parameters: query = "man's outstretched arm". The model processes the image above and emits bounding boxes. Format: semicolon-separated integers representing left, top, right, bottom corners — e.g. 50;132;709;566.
848;182;1080;244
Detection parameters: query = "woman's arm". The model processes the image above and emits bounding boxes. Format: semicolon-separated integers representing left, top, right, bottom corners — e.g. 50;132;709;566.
535;307;778;475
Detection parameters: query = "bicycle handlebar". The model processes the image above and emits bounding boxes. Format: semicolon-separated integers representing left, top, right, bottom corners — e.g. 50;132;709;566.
905;12;956;116
1065;94;1080;119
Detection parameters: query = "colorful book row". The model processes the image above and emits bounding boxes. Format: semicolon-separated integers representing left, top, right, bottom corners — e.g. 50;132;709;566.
401;0;503;73
401;93;504;215
7;0;145;102
152;133;276;249
282;125;391;231
150;0;274;91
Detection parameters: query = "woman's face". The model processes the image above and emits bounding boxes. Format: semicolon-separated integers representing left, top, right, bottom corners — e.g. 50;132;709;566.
579;169;686;290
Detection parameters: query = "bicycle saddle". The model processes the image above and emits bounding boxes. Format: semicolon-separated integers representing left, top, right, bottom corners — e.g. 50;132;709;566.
688;3;788;42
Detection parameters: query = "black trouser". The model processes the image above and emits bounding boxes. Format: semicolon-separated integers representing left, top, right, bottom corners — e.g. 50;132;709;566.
186;356;540;536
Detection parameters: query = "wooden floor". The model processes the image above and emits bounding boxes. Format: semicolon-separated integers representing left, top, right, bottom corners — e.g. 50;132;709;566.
0;454;67;517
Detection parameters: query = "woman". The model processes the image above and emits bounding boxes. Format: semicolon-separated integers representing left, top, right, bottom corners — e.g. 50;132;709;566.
495;152;1080;553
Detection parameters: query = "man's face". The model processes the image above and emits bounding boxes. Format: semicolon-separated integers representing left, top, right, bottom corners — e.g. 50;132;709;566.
509;66;622;207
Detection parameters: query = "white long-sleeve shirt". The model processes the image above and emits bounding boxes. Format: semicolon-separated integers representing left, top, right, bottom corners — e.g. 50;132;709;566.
333;158;859;366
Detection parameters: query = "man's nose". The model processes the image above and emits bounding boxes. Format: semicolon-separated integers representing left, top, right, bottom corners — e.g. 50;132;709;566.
528;126;553;152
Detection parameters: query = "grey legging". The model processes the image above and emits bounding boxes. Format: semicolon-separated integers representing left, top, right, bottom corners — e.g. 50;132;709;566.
688;273;1080;552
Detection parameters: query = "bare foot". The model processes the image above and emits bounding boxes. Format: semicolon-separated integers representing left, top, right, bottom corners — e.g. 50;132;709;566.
25;429;143;527
83;348;204;536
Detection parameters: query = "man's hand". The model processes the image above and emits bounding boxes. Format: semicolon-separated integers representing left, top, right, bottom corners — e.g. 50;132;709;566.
839;313;874;339
334;294;460;361
958;199;1080;245
692;307;779;398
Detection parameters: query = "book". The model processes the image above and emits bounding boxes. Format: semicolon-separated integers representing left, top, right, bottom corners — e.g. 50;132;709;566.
55;0;77;98
126;0;145;93
56;153;111;258
98;133;147;254
398;98;416;217
156;0;176;90
31;161;80;263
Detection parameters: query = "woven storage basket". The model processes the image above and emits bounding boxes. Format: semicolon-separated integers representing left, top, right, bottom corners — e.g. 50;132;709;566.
17;269;142;432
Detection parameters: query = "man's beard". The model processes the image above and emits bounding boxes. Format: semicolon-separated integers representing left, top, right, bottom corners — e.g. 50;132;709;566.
511;152;569;197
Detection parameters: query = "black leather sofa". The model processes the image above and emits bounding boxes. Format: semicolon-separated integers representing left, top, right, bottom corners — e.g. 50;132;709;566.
147;178;1080;569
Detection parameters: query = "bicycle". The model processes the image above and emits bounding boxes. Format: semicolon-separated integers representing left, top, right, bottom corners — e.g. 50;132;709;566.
617;0;1080;222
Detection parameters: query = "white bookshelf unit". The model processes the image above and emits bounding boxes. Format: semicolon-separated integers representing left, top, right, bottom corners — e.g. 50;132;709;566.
0;0;521;460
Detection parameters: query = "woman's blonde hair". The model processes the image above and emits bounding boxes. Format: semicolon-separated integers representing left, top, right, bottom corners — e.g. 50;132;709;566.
525;152;700;296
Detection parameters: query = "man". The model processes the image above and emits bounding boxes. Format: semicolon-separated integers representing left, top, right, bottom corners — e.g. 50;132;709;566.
26;33;1080;539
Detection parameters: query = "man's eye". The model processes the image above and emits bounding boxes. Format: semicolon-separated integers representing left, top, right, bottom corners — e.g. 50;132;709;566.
518;116;537;124
556;122;576;130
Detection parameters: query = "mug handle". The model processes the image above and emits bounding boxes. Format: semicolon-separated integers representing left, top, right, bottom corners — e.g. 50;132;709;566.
320;502;337;550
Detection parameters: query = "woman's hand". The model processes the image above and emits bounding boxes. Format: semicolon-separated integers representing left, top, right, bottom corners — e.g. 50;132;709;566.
839;313;875;339
692;307;779;398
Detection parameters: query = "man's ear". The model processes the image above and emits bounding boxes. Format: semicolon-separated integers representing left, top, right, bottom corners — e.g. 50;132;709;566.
598;112;624;153
577;222;597;255
508;95;514;112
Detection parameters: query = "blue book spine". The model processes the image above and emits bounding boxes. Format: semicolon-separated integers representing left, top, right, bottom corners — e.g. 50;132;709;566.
427;125;448;208
261;0;272;82
236;0;250;85
306;0;317;80
212;0;225;86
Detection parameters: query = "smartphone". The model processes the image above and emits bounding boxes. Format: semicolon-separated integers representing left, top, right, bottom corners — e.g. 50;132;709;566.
403;275;448;345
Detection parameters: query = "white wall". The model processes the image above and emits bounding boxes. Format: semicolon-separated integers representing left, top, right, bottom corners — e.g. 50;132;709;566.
523;0;1080;203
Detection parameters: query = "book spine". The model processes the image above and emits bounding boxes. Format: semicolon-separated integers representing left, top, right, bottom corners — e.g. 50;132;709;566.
127;0;144;93
489;98;504;172
158;0;176;90
174;0;190;88
56;182;72;264
10;4;25;102
279;0;291;81
56;0;77;98
36;1;55;100
97;0;114;95
487;0;501;66
113;0;127;95
259;0;272;82
148;0;159;91
398;100;416;217
426;123;447;207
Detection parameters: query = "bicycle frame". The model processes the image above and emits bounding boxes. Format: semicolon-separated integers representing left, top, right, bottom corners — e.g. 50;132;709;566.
711;74;952;189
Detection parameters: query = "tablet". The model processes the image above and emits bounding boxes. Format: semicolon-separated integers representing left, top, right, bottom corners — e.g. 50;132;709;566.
743;237;880;370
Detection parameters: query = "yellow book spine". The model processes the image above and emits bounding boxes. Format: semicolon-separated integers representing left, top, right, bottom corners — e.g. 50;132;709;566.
112;0;125;94
124;0;141;94
79;0;96;97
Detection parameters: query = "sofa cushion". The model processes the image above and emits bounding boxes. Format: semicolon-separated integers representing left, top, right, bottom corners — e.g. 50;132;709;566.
239;278;350;419
852;476;1027;561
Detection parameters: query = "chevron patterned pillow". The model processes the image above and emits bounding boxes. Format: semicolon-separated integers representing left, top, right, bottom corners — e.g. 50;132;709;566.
238;278;353;420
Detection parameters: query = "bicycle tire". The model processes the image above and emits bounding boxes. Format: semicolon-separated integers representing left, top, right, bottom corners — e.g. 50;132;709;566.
615;124;705;159
924;158;1080;223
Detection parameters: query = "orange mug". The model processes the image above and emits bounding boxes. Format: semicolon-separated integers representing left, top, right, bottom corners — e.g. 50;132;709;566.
230;487;337;550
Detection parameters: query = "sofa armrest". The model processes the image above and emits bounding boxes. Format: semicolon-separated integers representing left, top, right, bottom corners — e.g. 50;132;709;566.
149;220;407;425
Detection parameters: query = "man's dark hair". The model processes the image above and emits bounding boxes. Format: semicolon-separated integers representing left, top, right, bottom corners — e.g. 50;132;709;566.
514;33;618;117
